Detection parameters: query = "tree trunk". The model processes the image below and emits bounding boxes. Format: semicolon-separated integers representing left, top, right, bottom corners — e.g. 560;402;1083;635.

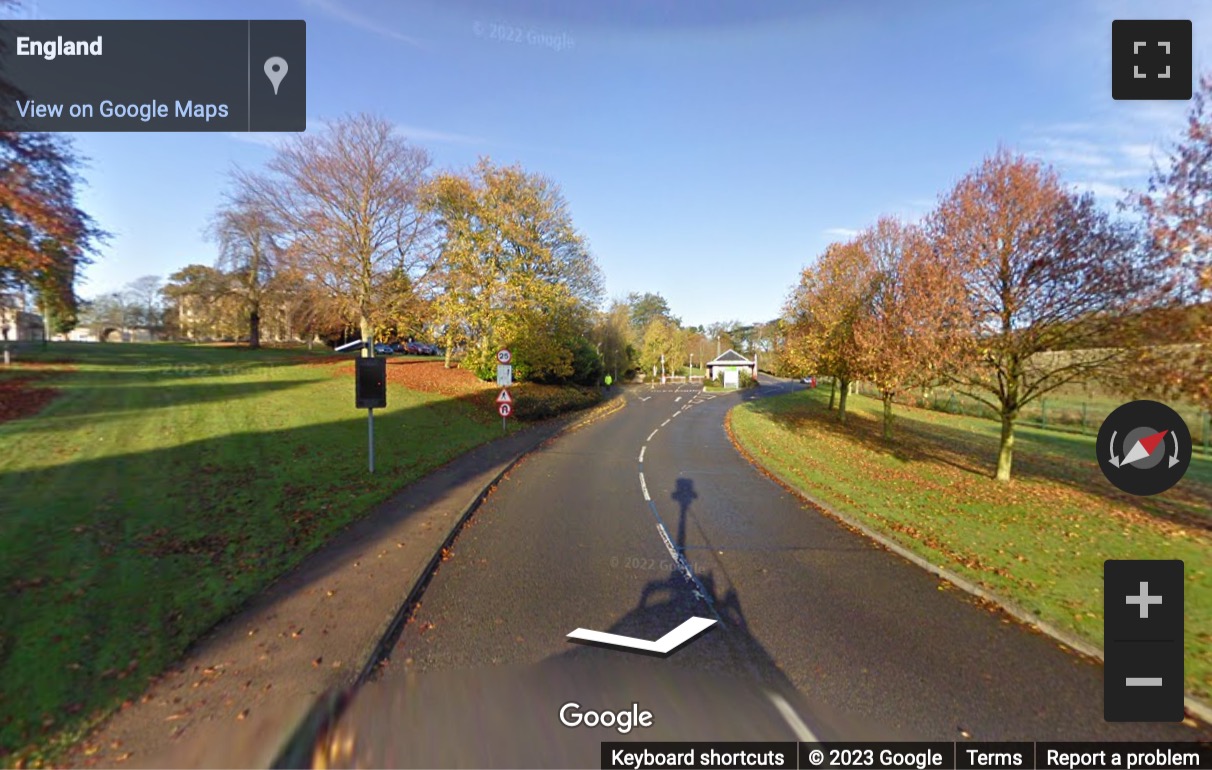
837;377;850;423
359;314;374;357
248;307;261;349
828;377;836;410
444;330;455;368
996;413;1015;481
882;392;894;441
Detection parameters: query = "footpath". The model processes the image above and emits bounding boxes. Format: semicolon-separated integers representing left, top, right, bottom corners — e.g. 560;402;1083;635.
65;394;626;769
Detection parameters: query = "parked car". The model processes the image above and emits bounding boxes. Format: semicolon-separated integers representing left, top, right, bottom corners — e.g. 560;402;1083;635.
390;341;406;353
374;343;394;355
800;376;816;388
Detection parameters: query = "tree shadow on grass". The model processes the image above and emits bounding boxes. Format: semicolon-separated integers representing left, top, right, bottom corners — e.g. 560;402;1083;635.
0;397;531;763
6;378;320;435
743;391;1212;533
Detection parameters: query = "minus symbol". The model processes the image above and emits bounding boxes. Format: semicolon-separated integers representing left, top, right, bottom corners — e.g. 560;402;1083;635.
1126;677;1163;686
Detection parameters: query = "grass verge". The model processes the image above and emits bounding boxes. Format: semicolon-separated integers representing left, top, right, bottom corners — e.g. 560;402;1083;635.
0;343;509;764
729;386;1212;699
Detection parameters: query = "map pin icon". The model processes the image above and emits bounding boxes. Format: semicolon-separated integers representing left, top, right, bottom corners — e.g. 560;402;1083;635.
264;56;288;95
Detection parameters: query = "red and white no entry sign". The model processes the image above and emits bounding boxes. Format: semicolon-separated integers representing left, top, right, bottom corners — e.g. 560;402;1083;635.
498;402;512;417
497;349;512;365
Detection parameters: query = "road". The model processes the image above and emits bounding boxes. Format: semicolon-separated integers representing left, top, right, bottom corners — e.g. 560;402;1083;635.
325;377;1211;767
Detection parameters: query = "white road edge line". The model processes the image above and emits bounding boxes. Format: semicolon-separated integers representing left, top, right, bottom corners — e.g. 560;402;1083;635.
647;429;658;442
639;472;650;501
767;691;818;742
639;445;646;463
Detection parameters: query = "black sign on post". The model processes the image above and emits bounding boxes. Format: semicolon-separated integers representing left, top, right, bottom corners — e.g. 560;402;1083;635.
355;357;386;409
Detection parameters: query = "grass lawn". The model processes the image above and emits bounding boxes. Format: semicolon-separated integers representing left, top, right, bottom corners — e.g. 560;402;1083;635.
0;343;502;763
860;377;1212;448
730;387;1212;699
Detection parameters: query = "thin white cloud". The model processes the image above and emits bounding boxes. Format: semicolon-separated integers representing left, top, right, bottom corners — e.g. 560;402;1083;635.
822;227;858;238
1010;0;1212;205
227;118;486;148
300;0;426;48
1024;116;1183;206
1070;180;1129;201
225;131;283;148
1031;136;1114;168
392;124;485;145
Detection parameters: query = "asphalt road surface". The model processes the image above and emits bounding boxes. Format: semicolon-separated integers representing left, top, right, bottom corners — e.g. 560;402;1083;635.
325;377;1211;768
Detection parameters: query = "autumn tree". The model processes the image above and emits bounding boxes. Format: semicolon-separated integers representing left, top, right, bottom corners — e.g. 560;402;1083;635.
242;114;433;355
162;264;240;340
852;216;968;440
1134;74;1212;410
684;328;708;371
930;149;1149;481
639;317;679;377
783;238;874;422
207;187;283;348
124;274;164;331
591;299;636;380
79;291;136;336
275;257;345;347
426;158;604;381
0;132;104;332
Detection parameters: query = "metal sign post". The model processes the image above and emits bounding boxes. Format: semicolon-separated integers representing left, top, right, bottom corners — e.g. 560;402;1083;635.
344;338;386;473
496;349;513;432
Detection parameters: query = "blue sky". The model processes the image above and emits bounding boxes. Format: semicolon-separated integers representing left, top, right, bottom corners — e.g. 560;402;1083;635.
7;0;1212;328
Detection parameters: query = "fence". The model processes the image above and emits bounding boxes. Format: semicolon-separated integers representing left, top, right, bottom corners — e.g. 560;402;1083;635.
850;380;1212;456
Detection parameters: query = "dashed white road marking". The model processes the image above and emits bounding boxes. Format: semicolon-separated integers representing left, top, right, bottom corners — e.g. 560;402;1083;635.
638;445;646;463
638;396;651;402
639;472;650;501
661;419;670;427
647;428;658;442
767;692;818;741
670;411;679;419
675;396;682;402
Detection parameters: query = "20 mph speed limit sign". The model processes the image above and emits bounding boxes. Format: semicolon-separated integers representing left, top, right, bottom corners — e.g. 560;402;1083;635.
497;349;512;365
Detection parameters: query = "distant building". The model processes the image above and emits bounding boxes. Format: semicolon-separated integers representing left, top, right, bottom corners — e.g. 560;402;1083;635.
0;294;44;342
97;326;153;343
53;327;99;342
705;348;757;387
